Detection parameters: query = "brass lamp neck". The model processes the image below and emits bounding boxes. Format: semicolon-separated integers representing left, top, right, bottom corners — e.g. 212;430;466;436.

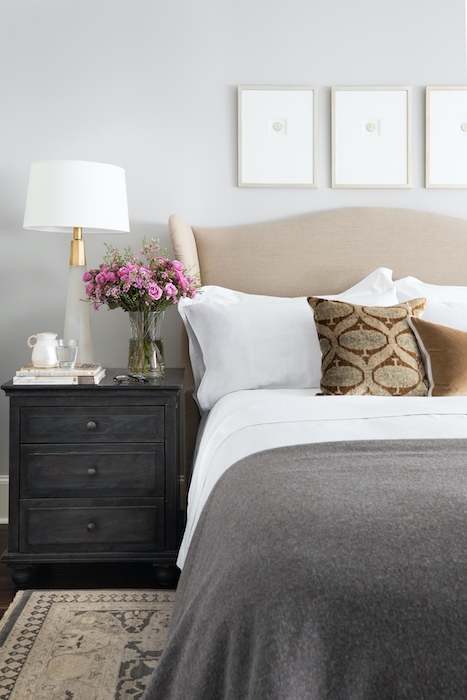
69;227;86;266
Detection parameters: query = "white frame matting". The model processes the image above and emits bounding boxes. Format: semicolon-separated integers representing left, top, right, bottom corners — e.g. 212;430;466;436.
426;86;467;188
238;86;317;188
332;86;412;188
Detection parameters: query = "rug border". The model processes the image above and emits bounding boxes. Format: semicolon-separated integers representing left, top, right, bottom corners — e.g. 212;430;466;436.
0;590;34;647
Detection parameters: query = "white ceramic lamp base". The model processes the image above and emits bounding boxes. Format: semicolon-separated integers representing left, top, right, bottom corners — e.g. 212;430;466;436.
63;265;94;364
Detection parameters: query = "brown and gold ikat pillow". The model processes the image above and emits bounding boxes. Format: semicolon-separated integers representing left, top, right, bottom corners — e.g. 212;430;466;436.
307;297;428;396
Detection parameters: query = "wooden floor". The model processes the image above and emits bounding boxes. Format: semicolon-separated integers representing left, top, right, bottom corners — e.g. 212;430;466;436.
0;526;14;619
0;524;178;620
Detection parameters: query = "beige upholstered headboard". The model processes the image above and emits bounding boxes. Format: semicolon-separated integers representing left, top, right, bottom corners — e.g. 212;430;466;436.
169;206;467;473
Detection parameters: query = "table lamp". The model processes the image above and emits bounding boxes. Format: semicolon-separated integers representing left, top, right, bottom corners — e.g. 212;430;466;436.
23;160;130;364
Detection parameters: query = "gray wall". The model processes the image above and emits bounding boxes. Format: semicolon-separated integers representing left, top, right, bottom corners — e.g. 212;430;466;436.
1;0;466;481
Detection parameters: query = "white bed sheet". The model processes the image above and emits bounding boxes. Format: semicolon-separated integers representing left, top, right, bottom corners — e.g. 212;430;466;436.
177;389;467;568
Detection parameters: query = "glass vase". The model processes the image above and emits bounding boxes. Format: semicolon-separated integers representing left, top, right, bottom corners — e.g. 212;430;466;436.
128;310;165;377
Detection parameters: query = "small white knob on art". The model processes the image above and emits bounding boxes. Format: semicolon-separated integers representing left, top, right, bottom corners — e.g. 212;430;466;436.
272;122;283;132
366;122;376;133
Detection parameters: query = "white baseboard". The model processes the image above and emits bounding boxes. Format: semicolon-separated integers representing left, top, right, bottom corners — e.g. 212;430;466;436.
0;475;8;524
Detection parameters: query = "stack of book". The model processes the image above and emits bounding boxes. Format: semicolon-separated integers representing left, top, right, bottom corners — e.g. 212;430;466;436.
13;363;106;385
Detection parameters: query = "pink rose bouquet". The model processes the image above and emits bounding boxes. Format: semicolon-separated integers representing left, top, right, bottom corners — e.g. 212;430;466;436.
83;238;199;313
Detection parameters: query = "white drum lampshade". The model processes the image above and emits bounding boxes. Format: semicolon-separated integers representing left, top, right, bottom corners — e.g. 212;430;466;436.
23;160;130;364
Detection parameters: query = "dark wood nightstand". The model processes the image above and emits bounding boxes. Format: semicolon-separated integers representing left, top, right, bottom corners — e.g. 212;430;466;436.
1;368;184;587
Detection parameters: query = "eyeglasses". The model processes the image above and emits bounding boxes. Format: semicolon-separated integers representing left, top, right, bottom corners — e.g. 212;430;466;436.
113;374;148;384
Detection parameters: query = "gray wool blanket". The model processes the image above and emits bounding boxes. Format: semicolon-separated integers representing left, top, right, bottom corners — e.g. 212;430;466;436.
143;439;467;699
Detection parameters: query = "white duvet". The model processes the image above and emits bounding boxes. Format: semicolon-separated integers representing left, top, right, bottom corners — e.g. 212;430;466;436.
177;390;467;568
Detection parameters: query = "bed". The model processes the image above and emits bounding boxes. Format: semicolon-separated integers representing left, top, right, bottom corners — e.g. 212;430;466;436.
142;207;467;700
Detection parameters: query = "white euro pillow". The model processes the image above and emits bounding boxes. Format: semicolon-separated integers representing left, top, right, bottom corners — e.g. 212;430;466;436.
179;268;397;412
395;276;467;331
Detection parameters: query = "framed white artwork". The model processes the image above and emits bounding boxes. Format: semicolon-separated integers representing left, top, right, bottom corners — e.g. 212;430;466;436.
332;86;412;188
426;86;467;187
238;86;317;187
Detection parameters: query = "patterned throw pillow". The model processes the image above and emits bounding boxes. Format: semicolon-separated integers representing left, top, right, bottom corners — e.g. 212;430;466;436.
307;297;428;396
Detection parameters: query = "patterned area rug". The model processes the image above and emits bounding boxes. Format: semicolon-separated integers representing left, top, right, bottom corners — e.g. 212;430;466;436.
0;589;175;700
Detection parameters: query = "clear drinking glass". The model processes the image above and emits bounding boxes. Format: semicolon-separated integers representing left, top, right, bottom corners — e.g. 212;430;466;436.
56;339;78;369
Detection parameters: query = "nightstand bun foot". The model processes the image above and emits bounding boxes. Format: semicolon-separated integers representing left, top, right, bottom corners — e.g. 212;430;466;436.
153;564;179;588
11;565;34;587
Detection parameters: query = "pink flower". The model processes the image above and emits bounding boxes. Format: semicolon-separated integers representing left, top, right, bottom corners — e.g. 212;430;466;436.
83;271;93;282
176;272;189;289
165;283;178;298
96;272;107;286
148;283;163;300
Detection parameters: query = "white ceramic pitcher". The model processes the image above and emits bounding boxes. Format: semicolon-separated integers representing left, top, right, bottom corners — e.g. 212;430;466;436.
27;332;59;368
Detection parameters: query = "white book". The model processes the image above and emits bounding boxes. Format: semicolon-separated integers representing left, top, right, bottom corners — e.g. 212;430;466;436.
13;368;106;385
13;375;80;385
16;363;103;377
86;368;106;385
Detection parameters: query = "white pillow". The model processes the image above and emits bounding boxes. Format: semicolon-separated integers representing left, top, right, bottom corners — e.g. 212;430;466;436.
179;268;397;412
395;276;467;331
179;285;282;390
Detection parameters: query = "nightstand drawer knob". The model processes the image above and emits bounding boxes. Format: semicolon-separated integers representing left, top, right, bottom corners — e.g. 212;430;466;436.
87;522;97;533
86;468;97;477
86;420;97;431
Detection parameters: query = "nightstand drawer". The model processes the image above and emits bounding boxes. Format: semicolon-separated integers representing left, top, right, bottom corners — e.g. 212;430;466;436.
20;444;165;498
20;406;165;443
20;499;165;553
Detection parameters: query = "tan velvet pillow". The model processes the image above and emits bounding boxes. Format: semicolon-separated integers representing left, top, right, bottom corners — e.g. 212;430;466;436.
307;297;428;396
408;316;467;396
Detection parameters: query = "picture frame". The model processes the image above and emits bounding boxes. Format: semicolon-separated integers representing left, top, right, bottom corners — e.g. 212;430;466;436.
332;86;412;188
426;86;467;188
238;86;317;188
